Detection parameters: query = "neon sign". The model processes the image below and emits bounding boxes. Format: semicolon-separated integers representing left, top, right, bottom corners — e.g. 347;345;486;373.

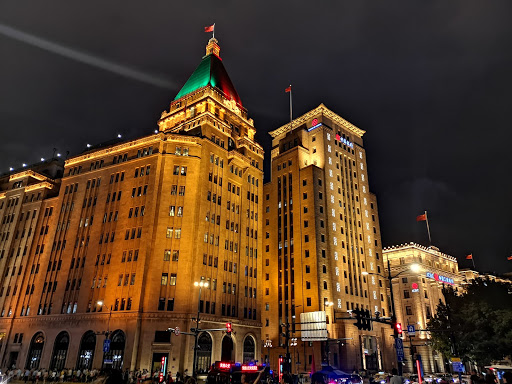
218;362;231;370
335;134;353;148
242;365;258;371
426;272;454;285
411;283;419;293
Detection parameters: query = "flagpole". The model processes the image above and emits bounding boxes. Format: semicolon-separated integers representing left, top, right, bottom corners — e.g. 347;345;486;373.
213;23;215;39
289;84;293;133
471;255;476;269
424;210;432;245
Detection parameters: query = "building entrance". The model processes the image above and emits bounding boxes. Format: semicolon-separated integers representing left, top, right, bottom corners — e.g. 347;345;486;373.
221;335;234;361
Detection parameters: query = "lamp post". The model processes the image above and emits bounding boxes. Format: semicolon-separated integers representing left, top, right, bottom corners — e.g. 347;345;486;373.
264;339;272;365
192;281;208;379
361;262;421;375
323;301;334;365
96;301;112;338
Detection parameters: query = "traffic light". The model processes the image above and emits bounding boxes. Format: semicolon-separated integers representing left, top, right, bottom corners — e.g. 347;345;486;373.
353;309;362;330
226;322;232;335
362;309;373;331
394;322;402;337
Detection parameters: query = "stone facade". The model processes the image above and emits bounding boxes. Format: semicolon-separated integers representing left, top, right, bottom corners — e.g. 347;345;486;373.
262;105;395;374
383;243;461;374
0;39;263;375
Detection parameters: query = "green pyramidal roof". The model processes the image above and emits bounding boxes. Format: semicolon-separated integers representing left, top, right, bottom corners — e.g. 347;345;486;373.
174;53;243;107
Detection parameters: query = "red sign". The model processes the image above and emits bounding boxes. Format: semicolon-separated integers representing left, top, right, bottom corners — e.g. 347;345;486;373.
242;365;258;372
311;118;318;126
219;362;231;370
411;283;418;289
336;134;341;141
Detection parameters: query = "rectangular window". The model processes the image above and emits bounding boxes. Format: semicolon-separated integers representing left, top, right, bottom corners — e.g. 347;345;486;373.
161;273;168;285
170;273;177;286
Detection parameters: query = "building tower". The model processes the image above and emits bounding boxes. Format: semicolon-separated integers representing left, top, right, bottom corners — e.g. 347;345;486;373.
383;243;461;374
0;38;263;374
262;105;395;373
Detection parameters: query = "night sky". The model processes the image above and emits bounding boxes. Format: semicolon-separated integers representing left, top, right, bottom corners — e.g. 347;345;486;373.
1;2;511;273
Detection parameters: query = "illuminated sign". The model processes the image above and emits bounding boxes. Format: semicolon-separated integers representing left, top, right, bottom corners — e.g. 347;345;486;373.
334;134;353;148
426;272;454;285
242;365;259;372
411;283;419;293
218;362;231;370
311;118;319;126
307;122;322;132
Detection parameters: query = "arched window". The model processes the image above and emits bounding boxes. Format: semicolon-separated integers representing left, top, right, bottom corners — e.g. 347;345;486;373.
197;333;212;373
50;331;69;370
221;335;234;362
76;331;96;370
322;265;327;273
26;332;45;369
243;336;255;363
102;330;125;370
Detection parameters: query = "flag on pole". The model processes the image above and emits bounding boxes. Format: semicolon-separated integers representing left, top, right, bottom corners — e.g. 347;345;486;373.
416;213;427;222
507;256;512;261
466;254;473;260
204;24;215;33
285;85;292;93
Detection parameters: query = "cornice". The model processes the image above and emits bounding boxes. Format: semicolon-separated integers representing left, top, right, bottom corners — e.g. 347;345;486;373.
65;134;163;166
24;181;54;192
383;242;457;263
9;170;49;182
269;104;366;139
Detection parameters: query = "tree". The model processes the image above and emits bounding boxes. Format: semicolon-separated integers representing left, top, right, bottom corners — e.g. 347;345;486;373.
427;278;512;367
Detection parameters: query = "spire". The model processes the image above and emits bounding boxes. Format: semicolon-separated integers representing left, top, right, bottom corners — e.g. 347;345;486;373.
205;38;221;58
173;38;243;107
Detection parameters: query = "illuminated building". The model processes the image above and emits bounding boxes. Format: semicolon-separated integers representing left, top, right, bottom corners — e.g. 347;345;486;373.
262;105;395;373
383;243;461;374
0;38;263;374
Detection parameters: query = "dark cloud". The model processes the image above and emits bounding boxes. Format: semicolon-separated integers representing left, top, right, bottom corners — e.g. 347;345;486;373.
1;0;511;273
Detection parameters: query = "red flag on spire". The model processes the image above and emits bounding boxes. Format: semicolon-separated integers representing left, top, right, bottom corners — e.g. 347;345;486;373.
466;254;473;260
204;24;214;33
507;256;512;261
416;214;427;222
285;85;292;93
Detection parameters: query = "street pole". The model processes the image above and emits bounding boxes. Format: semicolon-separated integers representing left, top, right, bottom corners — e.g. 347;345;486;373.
192;282;206;379
387;260;402;376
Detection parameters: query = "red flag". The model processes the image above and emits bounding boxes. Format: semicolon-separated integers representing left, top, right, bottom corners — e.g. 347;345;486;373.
507;256;512;261
285;86;292;93
416;214;426;222
204;24;214;33
466;254;473;260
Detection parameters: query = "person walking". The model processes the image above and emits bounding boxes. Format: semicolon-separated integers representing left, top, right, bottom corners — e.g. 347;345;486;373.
389;368;403;384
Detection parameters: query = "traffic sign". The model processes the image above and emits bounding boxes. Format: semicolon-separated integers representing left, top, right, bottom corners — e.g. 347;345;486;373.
451;358;464;373
103;339;111;353
395;338;404;362
174;327;180;336
407;325;416;336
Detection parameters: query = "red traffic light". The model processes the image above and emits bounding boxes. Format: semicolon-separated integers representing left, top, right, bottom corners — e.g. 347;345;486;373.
395;323;403;335
226;322;232;334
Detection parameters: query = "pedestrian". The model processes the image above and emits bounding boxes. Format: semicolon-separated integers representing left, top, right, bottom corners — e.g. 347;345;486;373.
311;372;325;384
502;372;512;384
484;370;497;384
470;370;479;384
390;368;403;384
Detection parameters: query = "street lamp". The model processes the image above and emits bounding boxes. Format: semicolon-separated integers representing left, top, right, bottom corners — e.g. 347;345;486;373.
264;339;272;364
96;301;113;338
361;262;421;375
192;281;208;379
323;301;334;311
